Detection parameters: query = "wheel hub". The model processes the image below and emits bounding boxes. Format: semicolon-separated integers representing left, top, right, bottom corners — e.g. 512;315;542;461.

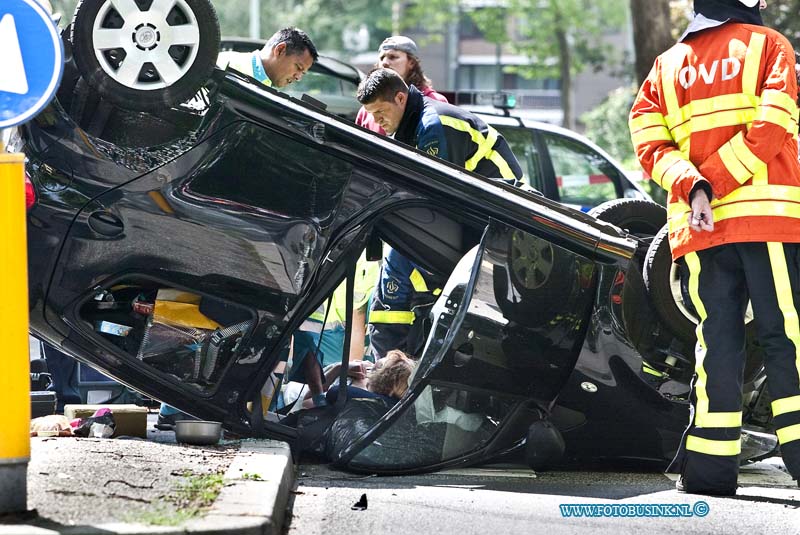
133;23;160;51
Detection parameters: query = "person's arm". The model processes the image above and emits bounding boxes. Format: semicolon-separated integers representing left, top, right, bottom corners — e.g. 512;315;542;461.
416;118;451;164
321;360;370;389
629;56;709;204
348;306;367;361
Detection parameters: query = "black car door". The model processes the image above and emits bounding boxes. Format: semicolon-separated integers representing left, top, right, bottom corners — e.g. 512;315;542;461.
327;218;600;474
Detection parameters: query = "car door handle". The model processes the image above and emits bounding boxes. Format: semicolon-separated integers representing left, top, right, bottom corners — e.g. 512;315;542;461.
87;211;124;237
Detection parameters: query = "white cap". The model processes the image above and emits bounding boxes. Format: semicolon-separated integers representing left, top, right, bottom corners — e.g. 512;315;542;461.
738;0;759;7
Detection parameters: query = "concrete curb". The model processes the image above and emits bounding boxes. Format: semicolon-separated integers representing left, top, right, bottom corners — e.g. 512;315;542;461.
0;440;295;535
186;440;294;535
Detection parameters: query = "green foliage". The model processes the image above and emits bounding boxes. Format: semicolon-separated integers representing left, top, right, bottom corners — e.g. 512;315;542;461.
762;0;800;45
580;84;638;168
581;84;668;205
122;471;227;527
468;7;508;44
214;0;253;38
173;472;226;509
508;0;628;81
129;507;196;527
403;0;460;38
401;0;630;126
403;0;628;75
50;0;78;21
271;0;395;52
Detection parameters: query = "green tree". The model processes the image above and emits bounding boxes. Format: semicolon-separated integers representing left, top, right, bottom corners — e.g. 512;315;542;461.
581;84;637;167
509;0;628;129
50;0;78;21
273;0;394;53
761;0;800;45
206;0;395;52
403;0;628;129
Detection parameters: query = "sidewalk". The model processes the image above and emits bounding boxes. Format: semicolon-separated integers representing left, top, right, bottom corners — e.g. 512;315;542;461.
0;415;294;535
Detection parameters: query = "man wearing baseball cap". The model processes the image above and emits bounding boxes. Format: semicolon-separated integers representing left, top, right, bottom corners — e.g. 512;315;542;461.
630;0;800;495
355;35;448;134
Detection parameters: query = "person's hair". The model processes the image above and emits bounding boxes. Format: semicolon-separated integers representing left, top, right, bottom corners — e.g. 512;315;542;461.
265;27;319;62
356;68;409;105
376;53;432;90
369;350;415;398
404;55;434;91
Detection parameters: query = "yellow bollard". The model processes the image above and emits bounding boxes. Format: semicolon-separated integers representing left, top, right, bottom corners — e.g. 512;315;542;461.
0;151;30;514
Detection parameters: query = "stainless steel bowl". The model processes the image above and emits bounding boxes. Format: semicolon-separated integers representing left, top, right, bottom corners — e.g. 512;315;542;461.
174;420;222;445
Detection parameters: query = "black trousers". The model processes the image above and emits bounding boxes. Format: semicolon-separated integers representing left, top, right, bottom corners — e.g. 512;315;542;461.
670;242;800;494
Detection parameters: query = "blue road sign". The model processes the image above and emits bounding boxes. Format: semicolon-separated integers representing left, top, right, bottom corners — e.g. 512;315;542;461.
0;0;64;129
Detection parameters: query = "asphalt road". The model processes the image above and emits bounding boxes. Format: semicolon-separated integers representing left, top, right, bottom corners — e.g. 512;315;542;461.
285;458;799;535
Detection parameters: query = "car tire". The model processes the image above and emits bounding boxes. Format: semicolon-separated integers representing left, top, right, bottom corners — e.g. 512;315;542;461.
644;224;765;384
643;224;697;345
587;198;667;239
71;0;220;112
589;198;668;364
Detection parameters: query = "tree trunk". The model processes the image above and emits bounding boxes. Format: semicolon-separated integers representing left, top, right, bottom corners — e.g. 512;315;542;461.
630;0;674;85
556;27;572;129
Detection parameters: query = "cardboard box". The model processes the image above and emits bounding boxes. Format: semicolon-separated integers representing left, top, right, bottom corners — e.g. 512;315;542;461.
64;404;148;438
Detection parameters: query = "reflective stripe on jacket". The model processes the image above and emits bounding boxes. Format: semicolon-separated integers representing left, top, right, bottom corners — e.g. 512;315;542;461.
304;252;379;330
629;22;800;259
395;86;523;184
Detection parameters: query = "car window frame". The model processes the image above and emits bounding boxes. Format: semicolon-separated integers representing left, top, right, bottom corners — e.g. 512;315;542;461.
535;129;625;208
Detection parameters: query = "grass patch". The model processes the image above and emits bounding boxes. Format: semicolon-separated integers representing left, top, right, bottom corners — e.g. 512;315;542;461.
173;473;226;511
126;471;226;526
131;507;196;526
242;472;263;481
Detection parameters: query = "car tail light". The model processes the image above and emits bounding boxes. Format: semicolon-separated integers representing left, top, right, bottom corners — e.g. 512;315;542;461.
25;171;36;210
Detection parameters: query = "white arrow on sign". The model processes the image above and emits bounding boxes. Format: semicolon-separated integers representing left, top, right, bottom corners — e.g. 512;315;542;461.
0;13;29;95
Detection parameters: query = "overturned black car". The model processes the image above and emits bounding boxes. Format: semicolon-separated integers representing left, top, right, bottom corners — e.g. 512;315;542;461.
15;0;775;474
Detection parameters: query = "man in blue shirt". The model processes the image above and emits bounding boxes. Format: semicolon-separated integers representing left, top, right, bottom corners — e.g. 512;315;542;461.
217;27;317;88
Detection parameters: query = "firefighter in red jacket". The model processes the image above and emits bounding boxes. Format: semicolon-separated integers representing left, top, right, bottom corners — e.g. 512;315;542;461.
630;0;800;495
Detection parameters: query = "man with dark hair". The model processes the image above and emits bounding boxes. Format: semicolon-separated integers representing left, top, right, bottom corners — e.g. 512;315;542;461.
357;67;523;360
217;27;317;88
630;0;800;495
357;68;522;183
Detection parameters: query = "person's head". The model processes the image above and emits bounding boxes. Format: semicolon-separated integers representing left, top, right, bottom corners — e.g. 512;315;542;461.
693;0;766;25
376;35;433;89
356;68;410;134
368;350;415;399
261;28;318;88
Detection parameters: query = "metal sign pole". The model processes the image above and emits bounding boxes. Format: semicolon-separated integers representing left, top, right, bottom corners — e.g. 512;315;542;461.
0;150;30;514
